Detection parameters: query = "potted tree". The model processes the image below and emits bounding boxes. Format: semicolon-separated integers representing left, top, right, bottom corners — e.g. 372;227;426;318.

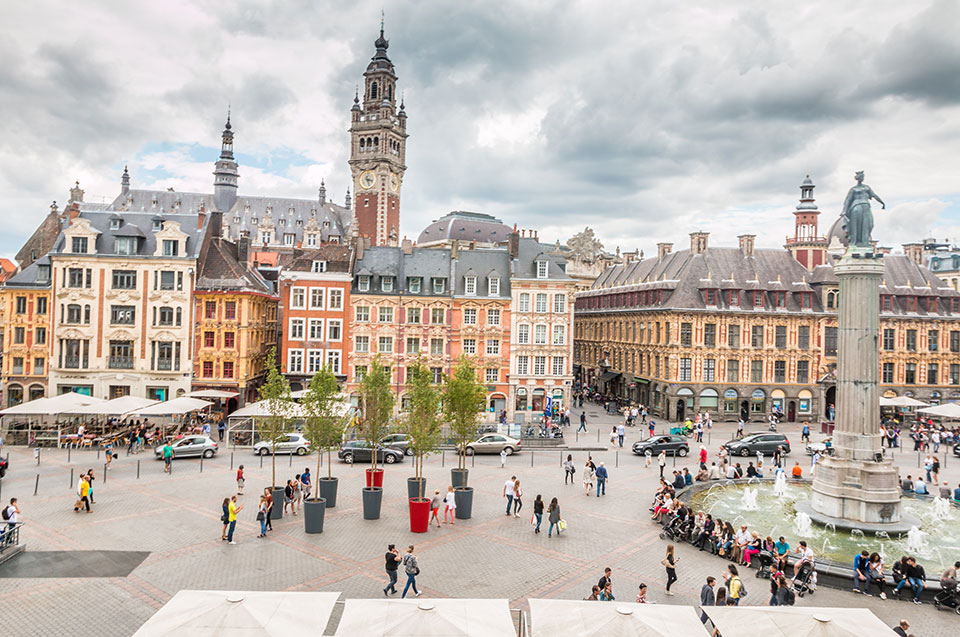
300;365;344;532
259;348;293;521
404;358;442;533
443;355;486;520
358;355;394;520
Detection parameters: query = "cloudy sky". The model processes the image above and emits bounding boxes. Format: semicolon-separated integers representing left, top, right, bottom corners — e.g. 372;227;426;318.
3;0;960;261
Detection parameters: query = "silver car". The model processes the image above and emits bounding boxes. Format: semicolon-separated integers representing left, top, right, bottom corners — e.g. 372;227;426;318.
464;434;521;456
154;435;218;460
253;433;311;456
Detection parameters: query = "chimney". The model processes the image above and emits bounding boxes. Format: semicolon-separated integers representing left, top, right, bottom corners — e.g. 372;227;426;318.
355;242;364;261
237;235;250;264
738;234;756;257
689;231;709;255
67;201;81;223
401;236;413;254
877;245;892;255
509;225;520;259
198;210;206;230
450;239;459;259
657;242;673;261
902;242;924;265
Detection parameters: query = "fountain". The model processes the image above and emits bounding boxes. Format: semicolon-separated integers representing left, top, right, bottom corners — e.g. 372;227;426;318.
934;497;952;521
740;487;759;511
906;526;927;553
773;471;788;499
794;511;813;537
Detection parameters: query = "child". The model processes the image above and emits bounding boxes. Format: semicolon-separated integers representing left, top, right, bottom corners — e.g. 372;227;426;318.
500;448;507;468
237;465;245;495
430;490;442;528
443;486;457;525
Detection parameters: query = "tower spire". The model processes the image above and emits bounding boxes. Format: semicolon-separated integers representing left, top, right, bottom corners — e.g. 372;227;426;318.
213;109;239;212
121;165;130;196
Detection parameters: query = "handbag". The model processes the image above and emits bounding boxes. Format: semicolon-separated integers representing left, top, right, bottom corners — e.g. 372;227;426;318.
558;519;567;531
530;513;536;525
256;511;265;521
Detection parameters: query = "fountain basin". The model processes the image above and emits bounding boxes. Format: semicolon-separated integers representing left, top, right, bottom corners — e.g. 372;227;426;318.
794;500;921;535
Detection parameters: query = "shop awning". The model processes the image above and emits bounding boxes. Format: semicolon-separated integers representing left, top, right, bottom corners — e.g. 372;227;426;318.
598;371;621;383
702;606;895;637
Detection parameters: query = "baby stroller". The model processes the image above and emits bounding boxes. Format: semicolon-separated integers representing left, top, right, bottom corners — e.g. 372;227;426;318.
933;582;960;614
754;551;775;579
659;515;685;540
793;560;817;597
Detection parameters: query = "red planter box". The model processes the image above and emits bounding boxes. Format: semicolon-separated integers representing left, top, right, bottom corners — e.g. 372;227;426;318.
366;468;384;488
408;498;430;533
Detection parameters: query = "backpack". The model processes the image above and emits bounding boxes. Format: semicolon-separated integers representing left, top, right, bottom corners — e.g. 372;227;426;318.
1;506;9;521
781;586;795;605
736;577;748;598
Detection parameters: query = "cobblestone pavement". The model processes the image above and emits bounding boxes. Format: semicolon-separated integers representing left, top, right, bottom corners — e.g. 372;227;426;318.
0;407;957;635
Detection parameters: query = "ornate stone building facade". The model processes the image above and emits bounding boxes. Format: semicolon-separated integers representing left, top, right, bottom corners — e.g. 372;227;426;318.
0;259;52;406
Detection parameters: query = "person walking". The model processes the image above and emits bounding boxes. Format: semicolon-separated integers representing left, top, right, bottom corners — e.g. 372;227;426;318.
217;418;225;442
726;564;743;605
801;422;810;443
283;480;295;515
226;495;243;544
547;497;562;537
301;468;312;500
263;487;274;532
513;479;523;518
430;490;442;528
74;475;91;513
292;474;302;515
236;465;245;495
443;486;456;525
648;419;655;439
582;461;595;495
503;475;516;515
595;462;608;497
161;441;174;473
3;498;21;541
86;469;96;504
563;454;576;485
401;545;421;598
617;423;625;448
657;450;666;478
533;494;544;533
578;412;587;433
383;544;401;595
663;544;679;595
104;441;114;470
699;576;716;623
256;494;268;538
220;498;230;540
609;426;618;447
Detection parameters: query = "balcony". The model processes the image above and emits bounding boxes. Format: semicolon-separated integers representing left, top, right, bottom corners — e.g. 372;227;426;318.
156;360;173;371
64;356;81;369
109;357;134;370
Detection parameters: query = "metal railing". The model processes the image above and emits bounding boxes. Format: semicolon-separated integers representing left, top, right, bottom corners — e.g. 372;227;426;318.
0;522;23;553
108;356;134;369
156;360;173;371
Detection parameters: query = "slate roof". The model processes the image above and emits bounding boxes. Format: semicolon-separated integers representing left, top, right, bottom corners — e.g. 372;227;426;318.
452;249;512;298
281;245;353;273
513;237;573;281
417;211;513;246
52;211;206;258
3;256;52;289
196;238;275;295
15;208;63;269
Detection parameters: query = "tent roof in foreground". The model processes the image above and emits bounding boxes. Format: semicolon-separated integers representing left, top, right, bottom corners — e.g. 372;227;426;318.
335;598;516;637
917;402;960;418
133;590;340;636
528;599;708;636
702;606;896;637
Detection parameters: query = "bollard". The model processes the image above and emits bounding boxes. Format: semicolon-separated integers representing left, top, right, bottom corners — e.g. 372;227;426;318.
97;448;101;460
576;431;579;442
36;448;41;465
560;450;563;467
70;468;74;489
260;454;264;469
34;474;39;496
68;447;71;463
200;456;204;473
472;452;475;468
230;452;234;470
103;463;107;483
289;452;293;467
531;451;534;467
616;450;619;468
137;459;141;479
442;450;445;467
708;432;711;445
597;429;600;442
917;452;921;468
673;453;676;467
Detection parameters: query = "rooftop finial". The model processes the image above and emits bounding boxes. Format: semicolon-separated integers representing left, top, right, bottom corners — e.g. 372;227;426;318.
225;104;232;130
374;11;389;50
381;8;384;37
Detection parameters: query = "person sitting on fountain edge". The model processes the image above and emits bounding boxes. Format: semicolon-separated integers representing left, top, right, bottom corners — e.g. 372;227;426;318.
775;536;790;572
793;541;814;577
853;550;871;594
901;475;914;493
913;476;928;495
894;556;926;604
791;461;803;480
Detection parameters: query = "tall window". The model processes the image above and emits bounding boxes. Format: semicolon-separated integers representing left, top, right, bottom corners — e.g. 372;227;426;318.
824;327;838;356
728;325;740;348
882;362;895;383
407;337;420;354
307;350;323;373
223;361;234;378
487;309;500;326
906;329;917;352
951;330;960;353
798;326;810;350
224;332;235;348
552;325;565;345
517;324;530;344
356;306;370;322
327;320;342;341
553;294;567;314
703;359;715;382
928;363;938;385
378;337;393;353
37;297;47;314
72;237;88;254
379;307;393;323
309;318;324;339
775;326;786;348
488;277;500;296
465;276;477;296
518;293;530;312
680;322;692;346
431;278;445;294
326;351;341;374
291;287;306;309
726;359;739;382
162;239;179;257
463;339;476;355
109;341;134;369
552;356;565;376
158;271;176;290
406;307;420;324
354;365;367;382
905;363;916;384
112;270;136;289
486;368;499;382
751;325;764;348
534;325;547;345
679;358;692;381
310;288;325;309
536;260;548;278
486;339;500;355
328;289;343;310
517;356;529;375
463;308;477;325
928;330;939;351
704;323;716;347
288;349;304;373
751;360;763;383
430;339;443;356
290;318;304;339
35;327;46;345
535;293;547;313
797;360;809;384
533;355;546;375
205;301;217;319
224;302;236;320
381;277;395;293
773;360;786;383
950;363;960;385
431;308;445;324
358;276;370;292
355;336;369;353
883;328;895;351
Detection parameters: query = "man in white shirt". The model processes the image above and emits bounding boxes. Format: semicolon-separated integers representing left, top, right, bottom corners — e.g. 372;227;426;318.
503;476;516;516
725;464;737;479
617;423;625;447
794;540;814;576
734;525;750;562
1;498;20;543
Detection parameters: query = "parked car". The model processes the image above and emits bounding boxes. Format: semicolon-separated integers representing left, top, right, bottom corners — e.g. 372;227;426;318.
380;433;413;456
953;443;960;459
337;440;404;464
463;434;521;456
0;455;8;478
253;433;311;456
154;435;218;459
632;434;689;457
723;433;791;457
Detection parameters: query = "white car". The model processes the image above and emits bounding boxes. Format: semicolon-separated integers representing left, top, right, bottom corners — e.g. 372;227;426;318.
253;433;311;456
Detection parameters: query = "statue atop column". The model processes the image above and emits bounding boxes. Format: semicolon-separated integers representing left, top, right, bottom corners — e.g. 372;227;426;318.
841;171;885;248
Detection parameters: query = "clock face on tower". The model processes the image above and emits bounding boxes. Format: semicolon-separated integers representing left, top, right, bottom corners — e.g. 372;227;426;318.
360;171;376;189
389;173;400;192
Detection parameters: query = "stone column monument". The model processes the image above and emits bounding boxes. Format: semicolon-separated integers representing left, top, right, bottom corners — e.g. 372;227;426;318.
808;172;912;531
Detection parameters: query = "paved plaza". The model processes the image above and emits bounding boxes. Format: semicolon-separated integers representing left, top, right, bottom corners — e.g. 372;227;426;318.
0;407;957;635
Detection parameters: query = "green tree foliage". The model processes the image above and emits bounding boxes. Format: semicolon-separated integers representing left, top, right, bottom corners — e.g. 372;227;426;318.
257;347;293;488
358;355;395;474
443;355;486;476
300;366;347;483
403;358;442;499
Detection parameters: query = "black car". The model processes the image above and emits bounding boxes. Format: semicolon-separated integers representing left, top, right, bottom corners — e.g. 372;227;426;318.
337;440;404;464
953;443;960;459
723;433;791;457
632;435;689;457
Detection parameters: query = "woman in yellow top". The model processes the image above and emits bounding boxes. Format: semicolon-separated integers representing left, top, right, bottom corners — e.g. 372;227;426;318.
226;495;243;544
74;476;91;513
726;564;743;605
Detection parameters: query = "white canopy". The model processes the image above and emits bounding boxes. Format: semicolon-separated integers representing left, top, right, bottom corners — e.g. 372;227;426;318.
70;396;159;416
879;395;929;408
917;402;960;419
186;389;239;399
528;599;708;636
229;399;306;419
0;391;103;416
335;599;516;637
133;590;339;636
702;606;895;637
131;397;213;416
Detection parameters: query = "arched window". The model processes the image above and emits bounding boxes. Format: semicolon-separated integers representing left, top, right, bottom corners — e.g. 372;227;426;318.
84;304;91;324
387;85;393;100
370;82;378;99
175;307;182;326
359;138;365;150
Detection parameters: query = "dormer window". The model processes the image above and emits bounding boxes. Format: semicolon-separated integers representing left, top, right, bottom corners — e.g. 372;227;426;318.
382;276;395;292
432;278;446;295
536;260;548;279
296;219;303;227
110;218;121;230
801;292;812;309
881;295;893;312
489;276;500;296
727;290;740;305
252;216;258;224
323;220;330;228
305;233;317;247
162;240;179;257
311;261;327;273
465;276;477;296
905;296;918;312
114;237;137;255
408;277;421;293
704;289;717;305
152;219;163;231
283;233;295;246
71;237;88;254
358;275;370;291
261;232;272;245
37;264;50;283
233;216;240;224
753;291;764;308
151;197;158;206
279;218;285;226
774;292;786;308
